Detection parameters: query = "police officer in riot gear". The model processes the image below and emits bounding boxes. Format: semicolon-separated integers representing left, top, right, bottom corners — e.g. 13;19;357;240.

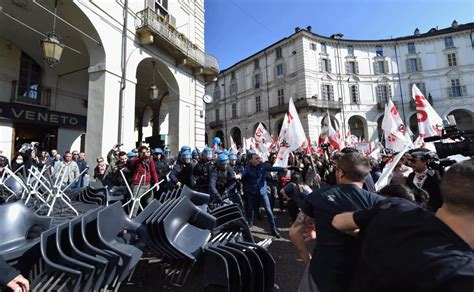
209;153;241;207
191;147;214;193
169;148;194;188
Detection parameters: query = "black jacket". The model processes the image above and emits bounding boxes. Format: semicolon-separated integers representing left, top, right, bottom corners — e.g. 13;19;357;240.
406;170;442;212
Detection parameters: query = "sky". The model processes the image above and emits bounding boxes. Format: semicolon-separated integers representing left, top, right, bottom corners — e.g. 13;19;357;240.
204;0;474;70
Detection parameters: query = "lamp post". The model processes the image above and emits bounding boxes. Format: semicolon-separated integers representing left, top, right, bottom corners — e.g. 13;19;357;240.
40;0;64;67
221;77;227;148
331;33;347;136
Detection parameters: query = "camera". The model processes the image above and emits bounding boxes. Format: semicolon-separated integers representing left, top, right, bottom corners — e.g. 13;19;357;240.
423;115;474;158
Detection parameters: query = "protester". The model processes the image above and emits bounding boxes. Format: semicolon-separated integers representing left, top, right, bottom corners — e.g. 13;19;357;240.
236;152;287;238
10;154;24;172
289;152;383;292
280;173;312;222
104;151;131;186
130;146;159;216
0;150;9;170
331;159;474;292
56;152;81;188
377;184;415;202
93;156;109;181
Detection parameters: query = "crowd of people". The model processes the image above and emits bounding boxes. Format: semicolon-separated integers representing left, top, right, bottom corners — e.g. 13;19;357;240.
0;141;473;291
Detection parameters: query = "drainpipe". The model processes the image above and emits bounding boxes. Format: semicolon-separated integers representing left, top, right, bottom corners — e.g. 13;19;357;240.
117;0;128;144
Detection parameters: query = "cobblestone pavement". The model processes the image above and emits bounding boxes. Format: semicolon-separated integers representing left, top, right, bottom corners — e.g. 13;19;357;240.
121;209;307;292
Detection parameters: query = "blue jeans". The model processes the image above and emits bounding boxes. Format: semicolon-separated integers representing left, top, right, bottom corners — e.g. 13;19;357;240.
247;192;277;231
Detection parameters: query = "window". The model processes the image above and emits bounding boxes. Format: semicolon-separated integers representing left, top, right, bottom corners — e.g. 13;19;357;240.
275;47;283;59
229;83;238;95
255;74;261;89
408;58;418;72
347;45;354;56
215;108;220;121
407;43;416;54
254;59;260;69
277;89;285;105
410;82;426;97
256;96;261;112
321;43;327;53
451;79;462;97
276;64;284;76
347;61;358;74
321;58;331;72
444;36;454;48
310;43;317;51
321;84;334;101
447;53;457;67
378;60;386;74
350;85;359;104
231;71;236;80
376;46;383;56
18;52;43;102
232;103;237;119
213;87;221;101
377;85;391;102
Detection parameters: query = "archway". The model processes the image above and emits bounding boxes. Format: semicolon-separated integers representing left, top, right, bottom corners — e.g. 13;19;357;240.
214;130;224;147
135;58;179;149
348;116;367;141
230;127;242;147
409;114;419;138
274;119;284;136
448;109;473;131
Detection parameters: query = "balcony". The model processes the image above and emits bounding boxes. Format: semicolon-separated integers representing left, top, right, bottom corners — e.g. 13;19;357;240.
294;99;342;111
135;8;219;80
209;120;223;129
377;100;398;111
10;80;51;107
268;103;288;116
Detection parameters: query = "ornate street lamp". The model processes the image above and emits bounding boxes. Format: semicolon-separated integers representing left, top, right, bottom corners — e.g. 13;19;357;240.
149;61;160;101
41;1;64;67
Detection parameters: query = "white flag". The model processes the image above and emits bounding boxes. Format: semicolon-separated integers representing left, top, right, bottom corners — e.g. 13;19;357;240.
255;123;272;144
382;99;413;152
412;84;443;148
375;147;408;191
229;135;238;154
274;98;307;167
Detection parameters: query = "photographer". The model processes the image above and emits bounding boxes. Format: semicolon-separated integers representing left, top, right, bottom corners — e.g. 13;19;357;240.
130;146;159;217
103;151;131;186
107;143;123;168
405;148;442;212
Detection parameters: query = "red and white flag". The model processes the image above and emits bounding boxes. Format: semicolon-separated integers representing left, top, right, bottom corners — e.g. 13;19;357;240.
320;110;342;150
274;98;307;167
412;84;443;150
254;123;272;144
382;99;413;152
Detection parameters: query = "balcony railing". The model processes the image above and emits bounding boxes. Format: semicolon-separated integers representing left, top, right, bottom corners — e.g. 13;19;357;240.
10;80;51;107
135;8;219;77
295;99;342;110
209;120;223;129
268;103;288;115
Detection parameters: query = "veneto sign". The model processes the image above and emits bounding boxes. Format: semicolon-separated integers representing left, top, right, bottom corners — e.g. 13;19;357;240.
0;102;87;129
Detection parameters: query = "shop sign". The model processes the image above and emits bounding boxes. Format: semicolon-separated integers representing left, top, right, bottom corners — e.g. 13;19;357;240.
0;102;87;129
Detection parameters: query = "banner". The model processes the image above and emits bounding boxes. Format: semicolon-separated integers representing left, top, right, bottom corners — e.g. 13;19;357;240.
412;84;443;149
375;147;408;191
382;99;413;152
354;142;371;155
229;135;238;154
274;98;307;167
320;110;342;150
255;123;272;144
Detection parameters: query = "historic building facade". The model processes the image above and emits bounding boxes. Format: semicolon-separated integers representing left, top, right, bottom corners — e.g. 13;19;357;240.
0;0;218;163
205;22;474;149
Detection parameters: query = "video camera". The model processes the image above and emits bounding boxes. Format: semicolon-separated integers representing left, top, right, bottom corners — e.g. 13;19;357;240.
423;115;474;158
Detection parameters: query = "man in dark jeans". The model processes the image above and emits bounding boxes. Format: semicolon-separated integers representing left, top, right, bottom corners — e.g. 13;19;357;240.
290;152;383;292
332;159;474;292
236;153;287;238
130;146;159;217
